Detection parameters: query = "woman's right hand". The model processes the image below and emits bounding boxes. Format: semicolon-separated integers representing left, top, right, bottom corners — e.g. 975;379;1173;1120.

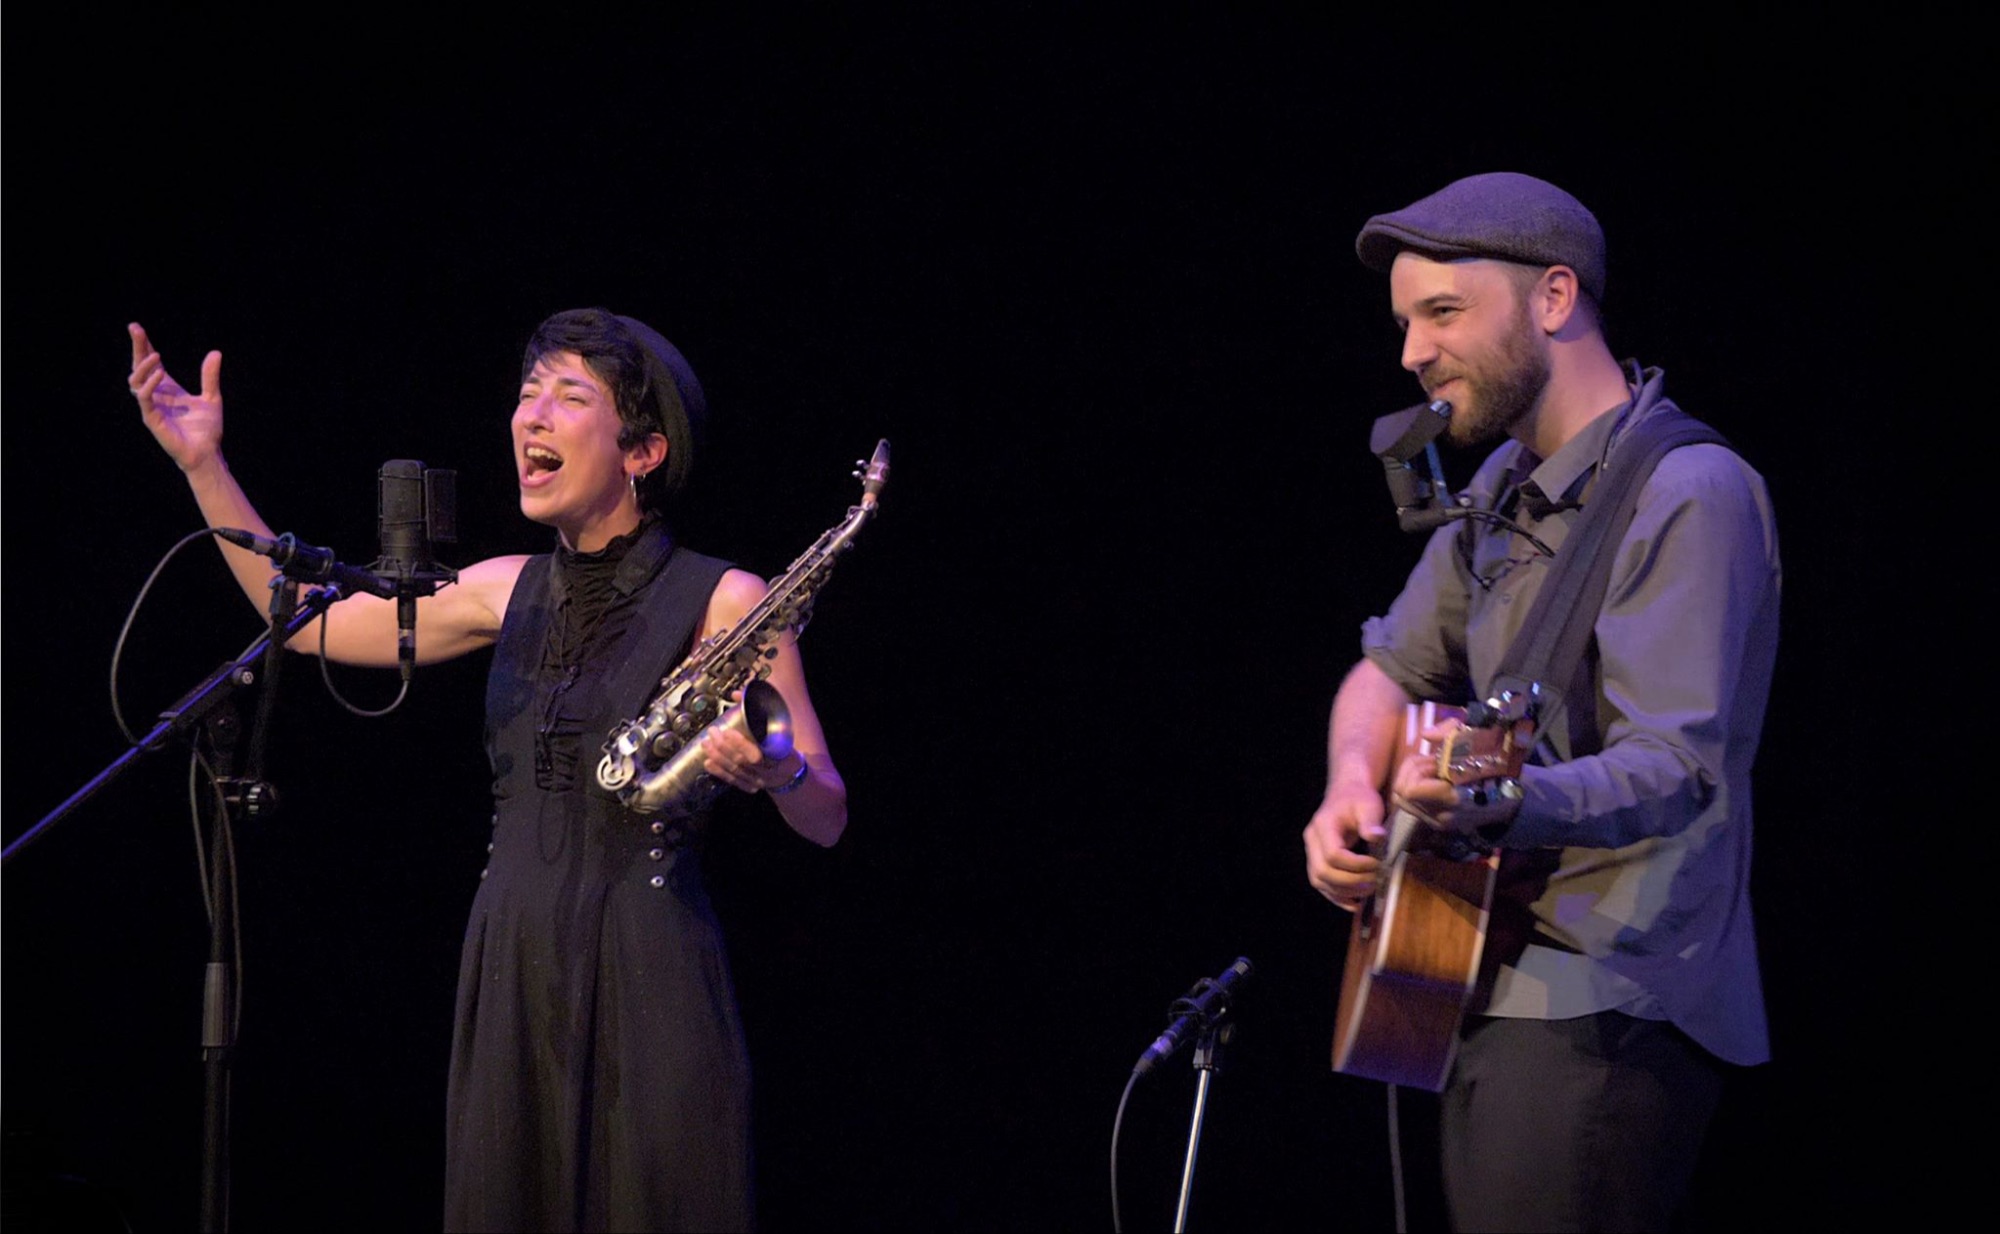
129;322;225;472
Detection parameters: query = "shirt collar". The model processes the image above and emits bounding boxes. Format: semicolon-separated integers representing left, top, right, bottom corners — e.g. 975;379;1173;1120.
1519;364;1669;513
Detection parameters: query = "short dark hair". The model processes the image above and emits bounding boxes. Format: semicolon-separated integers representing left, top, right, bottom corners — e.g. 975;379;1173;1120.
522;307;703;508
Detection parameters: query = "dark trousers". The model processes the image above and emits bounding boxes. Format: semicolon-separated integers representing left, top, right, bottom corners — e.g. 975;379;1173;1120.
1440;1012;1723;1233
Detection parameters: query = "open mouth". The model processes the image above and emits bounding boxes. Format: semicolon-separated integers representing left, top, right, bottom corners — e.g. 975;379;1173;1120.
524;443;565;475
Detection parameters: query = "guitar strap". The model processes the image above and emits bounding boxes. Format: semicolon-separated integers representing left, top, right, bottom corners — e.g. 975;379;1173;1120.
1491;399;1730;743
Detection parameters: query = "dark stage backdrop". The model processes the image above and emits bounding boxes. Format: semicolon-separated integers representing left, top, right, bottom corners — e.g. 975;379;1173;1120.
3;13;1955;1233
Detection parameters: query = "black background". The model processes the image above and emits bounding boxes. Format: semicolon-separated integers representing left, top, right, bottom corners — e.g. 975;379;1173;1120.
3;12;1961;1232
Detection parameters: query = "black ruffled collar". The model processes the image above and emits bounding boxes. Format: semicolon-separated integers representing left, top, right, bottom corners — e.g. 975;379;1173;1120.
555;512;658;571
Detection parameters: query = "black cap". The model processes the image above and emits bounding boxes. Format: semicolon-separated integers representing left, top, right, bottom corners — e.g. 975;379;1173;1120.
616;316;706;434
615;314;705;498
1355;172;1606;302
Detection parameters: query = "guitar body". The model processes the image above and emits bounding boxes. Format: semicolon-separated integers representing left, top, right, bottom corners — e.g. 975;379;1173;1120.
1330;700;1529;1091
1331;833;1496;1091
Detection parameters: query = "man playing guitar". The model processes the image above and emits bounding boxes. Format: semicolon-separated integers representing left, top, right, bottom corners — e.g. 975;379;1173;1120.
1303;173;1780;1232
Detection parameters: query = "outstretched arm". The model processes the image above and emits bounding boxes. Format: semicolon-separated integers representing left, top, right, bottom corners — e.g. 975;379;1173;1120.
128;322;519;665
693;569;849;846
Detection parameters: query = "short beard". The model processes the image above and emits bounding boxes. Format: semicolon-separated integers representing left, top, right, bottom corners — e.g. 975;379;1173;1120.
1442;305;1550;449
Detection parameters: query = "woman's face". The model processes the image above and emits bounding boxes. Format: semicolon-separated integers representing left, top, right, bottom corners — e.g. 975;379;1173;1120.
512;351;652;551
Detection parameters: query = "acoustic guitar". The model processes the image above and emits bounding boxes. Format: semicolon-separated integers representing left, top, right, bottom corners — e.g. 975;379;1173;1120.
1330;696;1535;1091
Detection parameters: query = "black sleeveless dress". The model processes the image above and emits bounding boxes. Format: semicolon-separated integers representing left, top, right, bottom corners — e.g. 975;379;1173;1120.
443;518;751;1232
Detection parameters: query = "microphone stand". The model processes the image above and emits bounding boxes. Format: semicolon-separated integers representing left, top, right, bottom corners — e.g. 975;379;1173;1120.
1172;1020;1235;1232
3;583;337;864
198;692;244;1234
195;576;295;1233
3;578;342;1234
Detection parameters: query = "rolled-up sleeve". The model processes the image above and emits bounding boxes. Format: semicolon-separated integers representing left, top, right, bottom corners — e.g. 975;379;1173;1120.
1361;518;1477;706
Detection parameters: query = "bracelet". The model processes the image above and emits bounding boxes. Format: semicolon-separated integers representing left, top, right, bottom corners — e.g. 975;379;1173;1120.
767;754;810;796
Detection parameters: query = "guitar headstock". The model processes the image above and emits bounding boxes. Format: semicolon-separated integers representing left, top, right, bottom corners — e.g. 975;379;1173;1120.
1434;685;1539;785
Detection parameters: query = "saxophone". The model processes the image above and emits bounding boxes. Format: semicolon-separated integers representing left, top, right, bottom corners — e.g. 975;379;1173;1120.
595;439;890;816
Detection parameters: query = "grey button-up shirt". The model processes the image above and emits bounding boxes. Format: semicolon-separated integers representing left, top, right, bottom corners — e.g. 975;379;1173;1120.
1360;367;1779;1065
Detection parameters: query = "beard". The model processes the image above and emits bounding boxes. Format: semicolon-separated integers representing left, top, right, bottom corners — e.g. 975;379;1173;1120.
1432;307;1550;449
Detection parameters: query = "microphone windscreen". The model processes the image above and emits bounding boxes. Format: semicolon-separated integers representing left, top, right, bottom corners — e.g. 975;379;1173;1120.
1370;401;1452;460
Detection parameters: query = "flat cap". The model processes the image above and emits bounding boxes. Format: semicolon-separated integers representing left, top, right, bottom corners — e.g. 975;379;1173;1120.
1355;172;1607;302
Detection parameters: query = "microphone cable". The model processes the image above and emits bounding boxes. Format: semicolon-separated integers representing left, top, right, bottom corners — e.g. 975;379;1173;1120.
1386;1082;1410;1234
105;527;252;1038
1414;503;1557;561
312;611;411;718
1109;1067;1141;1233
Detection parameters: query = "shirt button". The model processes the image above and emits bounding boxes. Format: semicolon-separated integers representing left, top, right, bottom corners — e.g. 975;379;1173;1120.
649;874;665;888
648;848;665;861
480;868;489;880
650;821;666;835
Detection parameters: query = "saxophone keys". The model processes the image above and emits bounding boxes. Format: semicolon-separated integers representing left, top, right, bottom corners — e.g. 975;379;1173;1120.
597;753;633;790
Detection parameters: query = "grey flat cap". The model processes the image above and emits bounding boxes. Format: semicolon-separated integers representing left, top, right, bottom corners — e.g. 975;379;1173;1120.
1355;172;1607;302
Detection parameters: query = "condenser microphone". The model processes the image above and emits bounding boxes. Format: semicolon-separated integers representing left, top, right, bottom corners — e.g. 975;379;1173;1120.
1133;957;1253;1077
375;460;458;680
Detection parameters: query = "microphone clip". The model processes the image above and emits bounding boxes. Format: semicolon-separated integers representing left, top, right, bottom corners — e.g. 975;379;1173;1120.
1133;957;1253;1077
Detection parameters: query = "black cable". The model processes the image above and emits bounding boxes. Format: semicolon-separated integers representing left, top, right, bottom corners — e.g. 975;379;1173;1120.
189;748;216;925
108;526;412;730
109;528;227;742
1109;1068;1141;1234
1387;1082;1408;1234
1441;506;1557;559
312;596;411;717
106;527;398;1033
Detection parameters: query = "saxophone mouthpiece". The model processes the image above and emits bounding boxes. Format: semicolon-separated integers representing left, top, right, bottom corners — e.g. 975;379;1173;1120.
856;439;891;508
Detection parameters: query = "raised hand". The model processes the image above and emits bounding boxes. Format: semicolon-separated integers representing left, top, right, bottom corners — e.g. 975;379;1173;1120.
129;322;225;472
